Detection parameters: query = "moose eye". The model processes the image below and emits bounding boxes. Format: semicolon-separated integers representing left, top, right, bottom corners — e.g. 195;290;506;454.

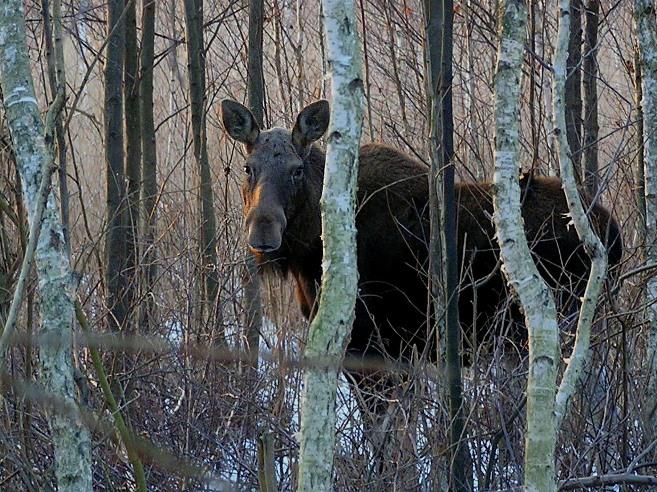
243;165;252;176
292;166;304;179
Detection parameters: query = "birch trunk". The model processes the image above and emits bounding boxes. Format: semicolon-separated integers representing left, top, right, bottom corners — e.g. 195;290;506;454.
492;2;559;491
634;0;657;439
296;0;364;489
0;2;92;490
553;0;608;429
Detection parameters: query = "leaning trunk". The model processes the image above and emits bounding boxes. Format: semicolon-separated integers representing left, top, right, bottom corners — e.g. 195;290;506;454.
553;0;608;431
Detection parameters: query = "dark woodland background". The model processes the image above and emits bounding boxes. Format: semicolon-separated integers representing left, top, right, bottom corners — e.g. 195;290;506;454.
0;0;654;490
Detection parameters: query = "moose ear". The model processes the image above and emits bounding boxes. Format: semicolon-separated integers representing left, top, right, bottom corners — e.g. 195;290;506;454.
221;99;260;147
292;100;330;150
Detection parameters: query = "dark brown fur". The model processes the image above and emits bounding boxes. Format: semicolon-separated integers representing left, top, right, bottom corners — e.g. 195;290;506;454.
221;100;623;366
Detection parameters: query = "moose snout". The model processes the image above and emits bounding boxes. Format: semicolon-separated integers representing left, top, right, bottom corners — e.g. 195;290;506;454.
245;209;287;253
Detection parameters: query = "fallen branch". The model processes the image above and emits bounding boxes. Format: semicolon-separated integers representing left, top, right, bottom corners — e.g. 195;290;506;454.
559;472;657;490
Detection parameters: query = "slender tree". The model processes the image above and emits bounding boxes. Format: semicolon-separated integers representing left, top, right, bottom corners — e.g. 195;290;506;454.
553;0;608;430
124;0;141;331
635;48;647;253
634;0;657;440
245;0;265;368
41;0;70;255
0;1;92;489
423;0;467;488
296;0;364;488
492;1;559;490
140;0;158;330
105;0;127;333
582;0;599;194
183;0;223;342
566;0;583;175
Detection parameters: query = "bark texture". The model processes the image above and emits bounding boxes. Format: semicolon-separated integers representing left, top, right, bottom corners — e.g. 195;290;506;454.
124;0;141;331
423;0;467;488
296;0;364;489
492;2;559;491
104;0;127;332
246;0;264;368
582;0;599;194
553;0;608;428
634;0;657;439
140;0;157;330
183;0;222;341
0;2;92;489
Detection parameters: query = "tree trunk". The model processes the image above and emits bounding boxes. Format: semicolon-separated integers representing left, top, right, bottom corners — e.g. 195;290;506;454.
124;0;141;332
492;1;559;491
582;0;599;194
566;0;583;174
183;0;223;343
296;0;364;489
553;0;608;430
0;2;92;489
423;0;467;489
41;0;70;256
246;0;264;369
105;0;127;333
140;0;158;331
634;0;657;441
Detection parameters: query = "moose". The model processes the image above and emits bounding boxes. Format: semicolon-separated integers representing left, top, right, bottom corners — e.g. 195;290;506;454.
221;98;622;422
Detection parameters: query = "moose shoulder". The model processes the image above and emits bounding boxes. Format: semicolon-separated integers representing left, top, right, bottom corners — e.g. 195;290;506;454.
221;99;623;364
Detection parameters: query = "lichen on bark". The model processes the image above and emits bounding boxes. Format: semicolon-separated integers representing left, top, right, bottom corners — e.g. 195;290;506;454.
0;2;92;490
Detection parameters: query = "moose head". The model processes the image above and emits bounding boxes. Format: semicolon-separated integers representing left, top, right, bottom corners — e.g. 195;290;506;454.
221;99;330;254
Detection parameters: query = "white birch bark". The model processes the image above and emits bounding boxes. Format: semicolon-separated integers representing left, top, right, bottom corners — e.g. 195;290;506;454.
634;0;657;437
552;0;608;428
492;2;559;491
296;0;364;489
0;2;92;490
